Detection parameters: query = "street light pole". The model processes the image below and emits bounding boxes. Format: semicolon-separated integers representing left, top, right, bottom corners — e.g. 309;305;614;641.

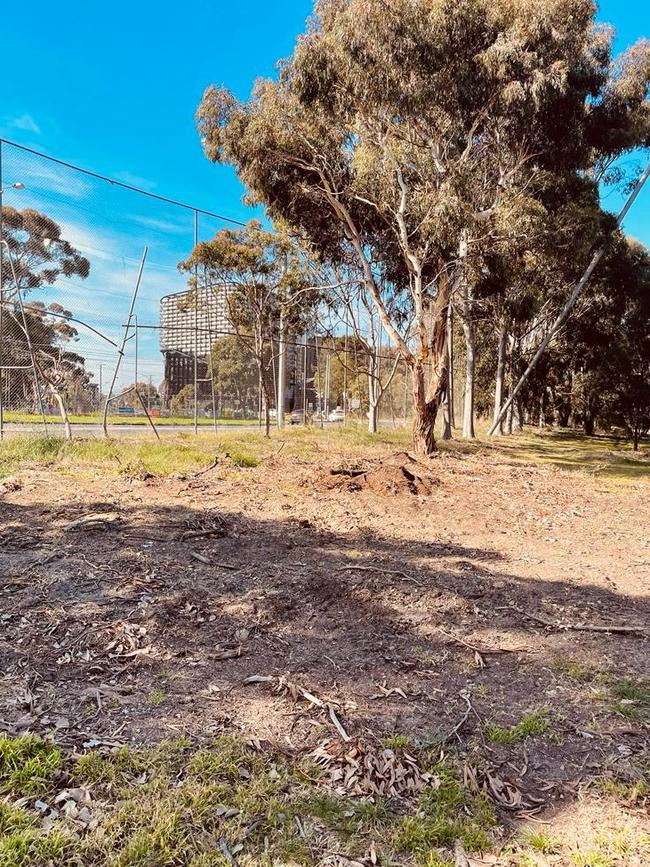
0;166;25;440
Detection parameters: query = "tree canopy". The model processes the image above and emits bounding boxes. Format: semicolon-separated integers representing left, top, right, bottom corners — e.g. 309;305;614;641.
196;0;650;453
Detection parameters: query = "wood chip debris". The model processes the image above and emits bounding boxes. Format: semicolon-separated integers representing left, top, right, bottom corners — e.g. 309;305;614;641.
64;512;121;531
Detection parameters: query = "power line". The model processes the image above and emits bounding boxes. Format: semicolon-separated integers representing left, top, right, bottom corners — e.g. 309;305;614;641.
0;138;247;227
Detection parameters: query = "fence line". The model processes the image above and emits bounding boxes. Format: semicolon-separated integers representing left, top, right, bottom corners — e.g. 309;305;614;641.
0;138;440;438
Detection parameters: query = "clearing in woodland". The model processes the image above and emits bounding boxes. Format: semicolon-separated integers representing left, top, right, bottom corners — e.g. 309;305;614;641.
0;427;648;866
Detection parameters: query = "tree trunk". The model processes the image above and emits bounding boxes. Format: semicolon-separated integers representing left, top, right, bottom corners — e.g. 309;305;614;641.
367;352;379;434
368;401;378;434
412;363;438;455
584;414;595;436
51;387;72;440
411;273;450;455
462;317;475;439
446;303;455;428
492;325;507;436
515;396;524;431
441;385;452;440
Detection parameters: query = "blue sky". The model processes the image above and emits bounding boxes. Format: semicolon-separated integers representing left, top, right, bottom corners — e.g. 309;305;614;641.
0;0;648;390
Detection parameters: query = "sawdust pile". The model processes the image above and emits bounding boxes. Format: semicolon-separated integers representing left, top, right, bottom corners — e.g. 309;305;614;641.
324;452;438;496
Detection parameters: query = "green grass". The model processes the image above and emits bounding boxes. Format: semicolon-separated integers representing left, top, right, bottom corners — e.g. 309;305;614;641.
521;828;559;854
609;679;649;720
2;425;646;486
0;736;63;797
0;734;499;867
0;436;216;478
484;711;550;745
484;428;650;484
0;425;412;479
552;658;595;682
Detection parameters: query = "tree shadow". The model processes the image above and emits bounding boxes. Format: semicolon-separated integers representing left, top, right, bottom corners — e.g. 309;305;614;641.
1;493;648;813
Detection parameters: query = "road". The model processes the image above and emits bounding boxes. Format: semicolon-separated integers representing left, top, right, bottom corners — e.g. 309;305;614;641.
1;420;346;437
1;422;261;437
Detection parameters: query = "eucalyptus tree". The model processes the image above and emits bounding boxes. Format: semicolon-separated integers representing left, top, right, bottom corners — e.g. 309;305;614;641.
196;0;650;453
179;220;319;437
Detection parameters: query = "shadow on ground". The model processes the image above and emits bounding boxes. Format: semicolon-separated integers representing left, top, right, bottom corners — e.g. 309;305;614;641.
1;490;648;818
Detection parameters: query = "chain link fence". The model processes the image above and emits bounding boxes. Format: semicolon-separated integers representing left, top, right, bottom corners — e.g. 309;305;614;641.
0;139;453;438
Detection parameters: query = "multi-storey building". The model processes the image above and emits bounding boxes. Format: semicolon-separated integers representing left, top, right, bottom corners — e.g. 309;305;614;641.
159;284;233;401
159;284;318;415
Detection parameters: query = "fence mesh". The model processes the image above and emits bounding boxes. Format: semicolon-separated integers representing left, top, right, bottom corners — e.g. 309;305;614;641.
0;139;457;437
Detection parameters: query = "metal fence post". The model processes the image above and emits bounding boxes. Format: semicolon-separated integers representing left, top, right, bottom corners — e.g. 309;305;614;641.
193;210;199;434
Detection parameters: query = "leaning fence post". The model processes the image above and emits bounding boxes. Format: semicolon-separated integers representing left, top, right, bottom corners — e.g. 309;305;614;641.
103;247;148;438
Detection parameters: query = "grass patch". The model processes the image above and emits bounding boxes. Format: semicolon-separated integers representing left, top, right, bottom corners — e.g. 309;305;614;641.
0;735;63;797
484;711;550;745
486;428;650;484
0;735;499;866
552;658;595;682
609;679;649;720
521;828;559;853
394;767;496;862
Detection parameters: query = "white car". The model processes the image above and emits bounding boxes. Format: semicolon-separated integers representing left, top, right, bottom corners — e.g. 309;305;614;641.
328;408;345;423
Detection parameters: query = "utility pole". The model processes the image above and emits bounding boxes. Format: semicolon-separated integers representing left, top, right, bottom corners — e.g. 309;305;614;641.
98;363;103;410
324;351;331;419
277;306;286;428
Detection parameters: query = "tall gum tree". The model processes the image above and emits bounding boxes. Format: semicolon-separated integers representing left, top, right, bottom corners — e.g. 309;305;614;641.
196;0;650;455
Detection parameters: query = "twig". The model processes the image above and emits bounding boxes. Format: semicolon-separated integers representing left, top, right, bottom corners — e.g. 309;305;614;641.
328;704;351;742
441;692;473;745
511;604;647;635
193;456;220;477
179;528;226;541
335;564;425;586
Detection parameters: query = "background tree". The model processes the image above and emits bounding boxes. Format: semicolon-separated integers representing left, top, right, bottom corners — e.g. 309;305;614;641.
180;220;320;436
169;384;196;418
120;381;160;410
210;335;258;418
1;207;91;420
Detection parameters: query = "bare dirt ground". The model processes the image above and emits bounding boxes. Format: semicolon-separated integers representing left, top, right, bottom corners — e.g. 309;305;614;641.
1;433;648;863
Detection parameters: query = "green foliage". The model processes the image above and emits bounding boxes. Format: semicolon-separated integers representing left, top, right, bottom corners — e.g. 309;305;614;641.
168;383;196;418
210;335;258;418
484;711;550;745
227;449;259;467
521;829;559;854
196;0;650;453
395;768;495;861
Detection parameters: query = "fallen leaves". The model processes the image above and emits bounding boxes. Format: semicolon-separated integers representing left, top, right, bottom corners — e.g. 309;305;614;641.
311;738;435;799
244;674;351;740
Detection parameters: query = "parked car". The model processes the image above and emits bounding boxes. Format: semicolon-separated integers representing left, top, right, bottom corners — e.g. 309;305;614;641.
289;410;303;425
328;407;345;423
